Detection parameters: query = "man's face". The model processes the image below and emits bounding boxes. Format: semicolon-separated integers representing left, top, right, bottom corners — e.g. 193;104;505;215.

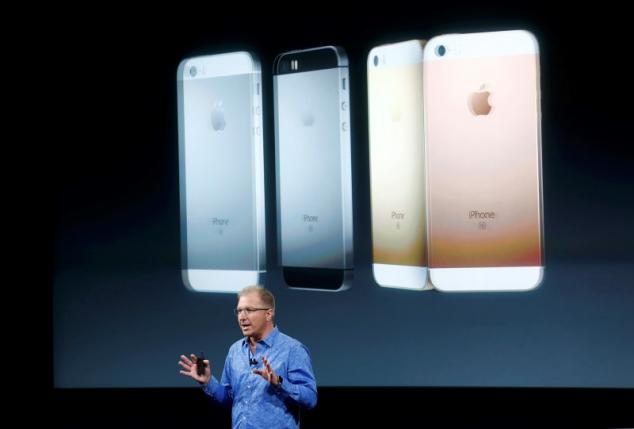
236;292;272;339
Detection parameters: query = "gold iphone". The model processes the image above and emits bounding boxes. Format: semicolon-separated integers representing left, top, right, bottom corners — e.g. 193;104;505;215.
368;40;432;290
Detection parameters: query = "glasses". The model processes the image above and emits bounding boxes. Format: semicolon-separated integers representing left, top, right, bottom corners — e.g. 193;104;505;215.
234;307;270;316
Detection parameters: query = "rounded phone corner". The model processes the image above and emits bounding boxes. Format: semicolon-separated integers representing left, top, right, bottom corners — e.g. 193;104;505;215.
176;58;190;81
338;269;353;291
326;45;348;67
237;51;261;73
181;269;199;292
518;266;544;292
515;29;540;55
272;52;285;75
423;35;444;59
403;38;427;53
367;46;380;68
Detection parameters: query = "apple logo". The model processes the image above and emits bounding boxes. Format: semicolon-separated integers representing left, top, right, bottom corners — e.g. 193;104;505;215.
301;110;315;127
211;101;226;131
468;84;493;116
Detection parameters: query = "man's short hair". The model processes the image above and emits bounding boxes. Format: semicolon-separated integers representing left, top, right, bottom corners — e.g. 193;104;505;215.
238;285;275;311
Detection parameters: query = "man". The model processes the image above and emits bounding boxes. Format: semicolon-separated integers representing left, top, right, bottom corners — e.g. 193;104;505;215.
178;285;317;428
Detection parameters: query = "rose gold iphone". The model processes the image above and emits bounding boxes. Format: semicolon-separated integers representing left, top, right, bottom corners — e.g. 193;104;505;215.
423;30;544;291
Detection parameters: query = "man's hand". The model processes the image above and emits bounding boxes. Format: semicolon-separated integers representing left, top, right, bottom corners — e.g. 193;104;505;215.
178;354;211;385
253;356;281;387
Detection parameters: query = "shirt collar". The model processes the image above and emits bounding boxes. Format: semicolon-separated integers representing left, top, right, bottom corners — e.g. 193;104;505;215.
242;326;279;348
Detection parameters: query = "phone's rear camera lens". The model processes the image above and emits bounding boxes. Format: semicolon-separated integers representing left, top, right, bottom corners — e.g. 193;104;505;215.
189;66;197;77
373;55;379;66
436;45;446;57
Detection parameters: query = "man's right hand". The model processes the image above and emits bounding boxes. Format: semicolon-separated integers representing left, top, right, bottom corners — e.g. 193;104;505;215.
179;354;211;385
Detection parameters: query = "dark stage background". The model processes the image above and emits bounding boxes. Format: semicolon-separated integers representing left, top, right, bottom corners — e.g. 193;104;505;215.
48;5;633;427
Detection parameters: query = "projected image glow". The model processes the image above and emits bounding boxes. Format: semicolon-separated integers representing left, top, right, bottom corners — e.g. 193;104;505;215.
53;22;634;389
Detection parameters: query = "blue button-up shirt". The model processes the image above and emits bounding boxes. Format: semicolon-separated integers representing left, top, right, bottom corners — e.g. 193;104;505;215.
203;327;317;428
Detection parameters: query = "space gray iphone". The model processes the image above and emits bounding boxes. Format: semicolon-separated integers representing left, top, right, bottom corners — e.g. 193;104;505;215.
273;46;353;291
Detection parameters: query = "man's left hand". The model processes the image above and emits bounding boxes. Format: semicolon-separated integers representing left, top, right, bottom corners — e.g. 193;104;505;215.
253;356;281;386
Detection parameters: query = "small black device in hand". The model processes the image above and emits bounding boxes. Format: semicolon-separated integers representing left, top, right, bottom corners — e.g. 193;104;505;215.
196;352;206;376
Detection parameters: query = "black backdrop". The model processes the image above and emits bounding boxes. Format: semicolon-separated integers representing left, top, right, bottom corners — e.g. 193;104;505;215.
48;5;634;427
